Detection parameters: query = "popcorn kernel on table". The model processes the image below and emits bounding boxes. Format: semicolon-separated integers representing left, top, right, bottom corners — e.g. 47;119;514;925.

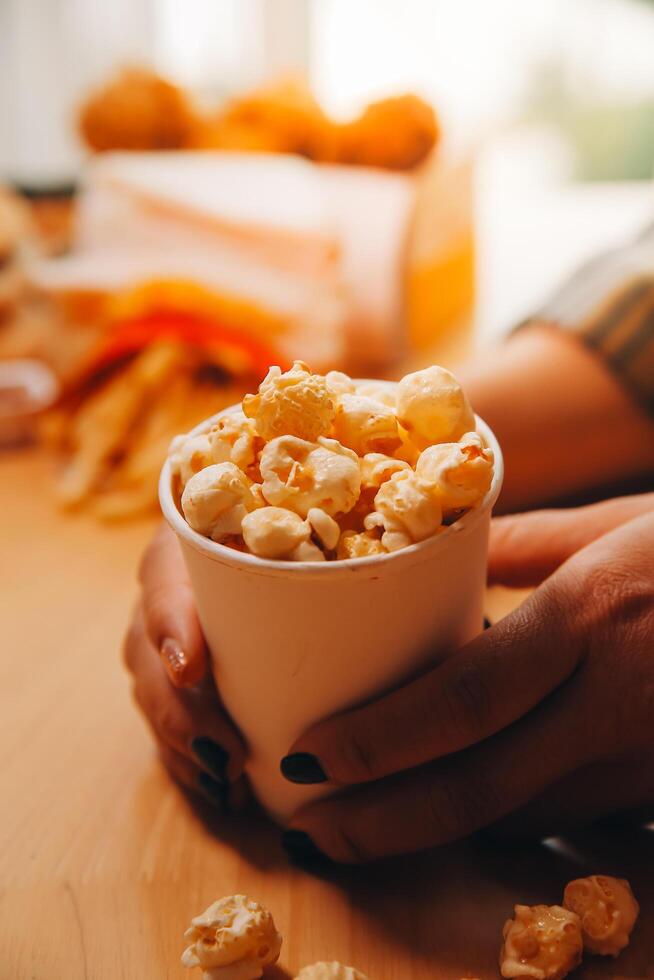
563;874;639;957
500;904;583;980
181;894;282;980
243;361;336;443
294;963;369;980
396;365;475;445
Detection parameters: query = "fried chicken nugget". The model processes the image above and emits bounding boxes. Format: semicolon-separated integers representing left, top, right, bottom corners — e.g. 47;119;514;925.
78;67;196;152
190;76;338;160
339;94;439;170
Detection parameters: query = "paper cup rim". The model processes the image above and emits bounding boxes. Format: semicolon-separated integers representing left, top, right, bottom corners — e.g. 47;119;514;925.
159;398;504;580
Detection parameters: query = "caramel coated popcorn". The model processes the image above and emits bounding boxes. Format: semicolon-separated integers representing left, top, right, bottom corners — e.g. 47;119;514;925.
181;894;282;980
396;365;475;446
170;432;214;486
243;362;336;443
332;394;401;456
500;905;583;980
208;411;262;472
171;361;494;560
416;432;494;514
259;435;361;518
563;875;639;957
181;462;259;541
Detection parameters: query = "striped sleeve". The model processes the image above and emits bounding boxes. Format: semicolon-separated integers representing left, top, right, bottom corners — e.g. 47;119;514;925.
519;221;654;414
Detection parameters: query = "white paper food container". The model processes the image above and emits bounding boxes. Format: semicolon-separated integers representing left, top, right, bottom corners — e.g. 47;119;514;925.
160;401;503;824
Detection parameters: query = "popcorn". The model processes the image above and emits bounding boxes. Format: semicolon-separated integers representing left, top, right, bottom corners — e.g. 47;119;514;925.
260;435;361;518
396;365;475;445
337;530;386;559
332;394;401;456
393;425;421;467
307;508;340;551
181;894;282;980
500;905;583;980
171;361;493;561
290;540;326;562
563;875;639;957
170;433;214;487
355;380;397;408
243;361;336;443
208;411;261;471
181;463;257;541
250;483;267;507
242;507;309;560
294;964;369;980
416;432;494;513
365;470;442;550
325;370;356;396
360;453;411;489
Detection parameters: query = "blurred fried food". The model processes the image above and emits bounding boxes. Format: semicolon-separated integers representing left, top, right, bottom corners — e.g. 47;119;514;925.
340;95;440;170
78;67;197;152
78;69;439;170
188;76;341;161
44;340;250;519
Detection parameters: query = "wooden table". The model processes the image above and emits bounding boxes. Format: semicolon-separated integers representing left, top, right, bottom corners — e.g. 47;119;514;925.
2;449;653;980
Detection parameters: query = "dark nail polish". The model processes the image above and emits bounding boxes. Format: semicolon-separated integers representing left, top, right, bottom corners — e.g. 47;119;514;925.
483;616;492;630
192;737;229;783
198;771;230;815
281;830;325;863
280;753;327;784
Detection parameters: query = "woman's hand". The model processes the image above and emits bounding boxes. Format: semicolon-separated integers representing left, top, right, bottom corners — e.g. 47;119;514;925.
281;493;654;863
123;524;247;810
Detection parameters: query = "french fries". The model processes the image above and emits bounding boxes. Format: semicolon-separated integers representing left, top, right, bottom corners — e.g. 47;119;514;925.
45;341;251;520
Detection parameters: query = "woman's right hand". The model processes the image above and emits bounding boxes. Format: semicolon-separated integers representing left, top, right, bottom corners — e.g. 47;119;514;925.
123;524;247;811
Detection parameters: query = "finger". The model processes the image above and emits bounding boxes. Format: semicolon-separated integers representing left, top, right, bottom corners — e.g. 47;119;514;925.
127;605;246;782
138;523;207;687
157;743;229;813
485;756;654;840
489;493;654;587
282;565;583;788
290;677;596;863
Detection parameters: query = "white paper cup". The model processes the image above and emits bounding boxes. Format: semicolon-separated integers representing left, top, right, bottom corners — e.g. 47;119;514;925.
160;402;503;824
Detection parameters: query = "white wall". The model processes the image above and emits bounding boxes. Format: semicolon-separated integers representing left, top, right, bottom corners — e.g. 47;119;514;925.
0;0;156;187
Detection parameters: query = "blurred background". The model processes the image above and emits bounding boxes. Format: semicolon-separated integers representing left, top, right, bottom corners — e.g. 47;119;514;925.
2;0;653;519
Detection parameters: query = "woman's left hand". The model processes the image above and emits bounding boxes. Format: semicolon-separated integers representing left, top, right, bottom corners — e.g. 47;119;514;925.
281;494;654;863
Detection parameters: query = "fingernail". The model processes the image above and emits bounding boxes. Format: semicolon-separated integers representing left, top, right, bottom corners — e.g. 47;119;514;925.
160;637;188;683
280;753;327;784
281;830;326;863
191;737;230;783
198;771;230;815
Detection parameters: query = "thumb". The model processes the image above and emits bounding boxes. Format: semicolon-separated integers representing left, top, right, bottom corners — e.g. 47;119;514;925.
138;524;207;687
489;492;654;587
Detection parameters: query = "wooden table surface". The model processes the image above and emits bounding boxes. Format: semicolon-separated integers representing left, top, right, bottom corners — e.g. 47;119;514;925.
2;449;653;980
